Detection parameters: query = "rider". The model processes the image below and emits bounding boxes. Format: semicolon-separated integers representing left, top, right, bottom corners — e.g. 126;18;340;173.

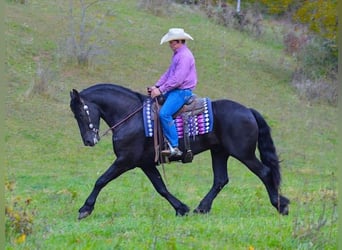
148;28;198;157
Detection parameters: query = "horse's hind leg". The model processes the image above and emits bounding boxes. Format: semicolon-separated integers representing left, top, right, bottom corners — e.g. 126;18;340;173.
194;148;229;214
241;156;289;215
141;166;190;216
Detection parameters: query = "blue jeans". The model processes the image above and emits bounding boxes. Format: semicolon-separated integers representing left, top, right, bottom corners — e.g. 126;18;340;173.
159;89;192;147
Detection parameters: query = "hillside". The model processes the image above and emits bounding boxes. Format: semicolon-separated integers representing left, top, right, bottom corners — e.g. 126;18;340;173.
5;0;337;249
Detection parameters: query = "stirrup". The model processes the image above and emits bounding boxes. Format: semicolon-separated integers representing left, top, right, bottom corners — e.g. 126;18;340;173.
161;142;182;157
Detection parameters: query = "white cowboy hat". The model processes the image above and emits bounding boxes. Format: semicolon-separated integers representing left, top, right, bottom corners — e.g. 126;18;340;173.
160;28;194;45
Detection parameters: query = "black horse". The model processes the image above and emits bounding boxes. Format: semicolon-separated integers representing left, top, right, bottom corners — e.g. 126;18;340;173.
70;83;289;220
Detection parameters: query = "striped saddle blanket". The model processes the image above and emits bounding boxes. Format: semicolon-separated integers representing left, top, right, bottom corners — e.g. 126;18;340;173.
143;97;214;138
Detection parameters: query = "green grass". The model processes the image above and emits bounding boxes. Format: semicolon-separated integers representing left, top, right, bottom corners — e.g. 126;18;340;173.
5;0;337;249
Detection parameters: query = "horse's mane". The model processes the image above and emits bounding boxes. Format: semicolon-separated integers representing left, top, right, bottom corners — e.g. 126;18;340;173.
81;83;145;102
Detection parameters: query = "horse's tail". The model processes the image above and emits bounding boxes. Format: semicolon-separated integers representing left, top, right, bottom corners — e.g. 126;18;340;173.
250;108;281;189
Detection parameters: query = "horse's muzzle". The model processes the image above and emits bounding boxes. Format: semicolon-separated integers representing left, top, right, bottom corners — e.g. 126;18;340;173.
83;132;100;146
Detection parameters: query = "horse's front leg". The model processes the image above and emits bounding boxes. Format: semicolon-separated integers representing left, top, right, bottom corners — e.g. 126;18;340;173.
78;159;132;220
141;165;190;216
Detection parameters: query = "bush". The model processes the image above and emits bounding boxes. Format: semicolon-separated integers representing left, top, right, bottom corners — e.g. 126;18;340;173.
58;0;109;67
291;70;337;106
283;29;308;55
138;0;172;16
6;0;27;3
5;181;36;244
284;29;337;106
201;2;263;37
296;37;337;80
293;188;337;247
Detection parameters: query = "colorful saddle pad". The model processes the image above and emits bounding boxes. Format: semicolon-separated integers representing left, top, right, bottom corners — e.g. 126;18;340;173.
143;97;214;138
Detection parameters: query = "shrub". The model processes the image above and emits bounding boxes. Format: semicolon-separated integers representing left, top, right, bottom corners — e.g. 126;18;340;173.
58;0;109;67
293;188;337;247
201;2;263;37
6;0;27;3
138;0;172;16
281;11;337;105
5;181;36;243
291;70;337;106
296;37;337;79
283;29;308;55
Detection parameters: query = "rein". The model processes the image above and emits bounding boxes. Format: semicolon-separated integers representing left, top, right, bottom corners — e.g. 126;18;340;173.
101;104;144;137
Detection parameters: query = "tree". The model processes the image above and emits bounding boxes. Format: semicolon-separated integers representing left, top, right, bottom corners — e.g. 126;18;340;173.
64;0;108;66
256;0;337;51
293;0;337;51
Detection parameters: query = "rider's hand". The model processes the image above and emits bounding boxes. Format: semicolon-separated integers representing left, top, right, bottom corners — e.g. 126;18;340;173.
150;87;161;98
147;86;156;96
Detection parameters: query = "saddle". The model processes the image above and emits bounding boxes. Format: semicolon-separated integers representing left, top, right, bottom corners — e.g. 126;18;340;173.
173;95;206;118
152;95;208;164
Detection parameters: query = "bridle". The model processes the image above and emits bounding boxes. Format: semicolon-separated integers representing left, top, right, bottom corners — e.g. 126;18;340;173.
81;98;145;139
82;103;99;135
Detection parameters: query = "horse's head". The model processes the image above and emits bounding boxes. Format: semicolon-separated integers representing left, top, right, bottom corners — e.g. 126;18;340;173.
70;89;100;146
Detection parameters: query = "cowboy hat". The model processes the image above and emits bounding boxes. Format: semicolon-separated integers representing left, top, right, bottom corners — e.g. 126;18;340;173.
160;28;194;45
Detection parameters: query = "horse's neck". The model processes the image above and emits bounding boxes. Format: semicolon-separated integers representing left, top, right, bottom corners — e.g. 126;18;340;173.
96;94;143;128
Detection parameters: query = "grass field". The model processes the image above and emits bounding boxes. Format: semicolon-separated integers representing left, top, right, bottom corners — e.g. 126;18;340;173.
5;0;337;249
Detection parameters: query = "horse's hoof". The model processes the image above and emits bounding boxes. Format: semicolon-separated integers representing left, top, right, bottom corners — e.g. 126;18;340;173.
280;205;289;215
78;211;91;220
176;205;190;216
193;207;210;214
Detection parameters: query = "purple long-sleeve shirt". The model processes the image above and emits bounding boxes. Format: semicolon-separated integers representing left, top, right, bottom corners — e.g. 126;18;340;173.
155;44;197;94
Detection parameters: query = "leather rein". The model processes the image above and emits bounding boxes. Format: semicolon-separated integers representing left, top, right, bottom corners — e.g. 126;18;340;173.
101;104;144;137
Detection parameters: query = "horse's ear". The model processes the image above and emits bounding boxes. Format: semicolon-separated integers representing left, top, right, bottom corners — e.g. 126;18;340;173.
70;89;80;100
